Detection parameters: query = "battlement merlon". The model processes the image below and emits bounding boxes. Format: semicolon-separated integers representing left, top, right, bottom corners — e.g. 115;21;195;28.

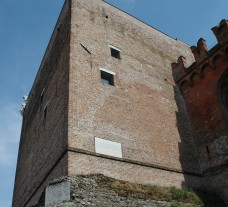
172;39;209;83
171;56;187;83
171;39;208;83
212;19;228;45
172;19;228;84
190;38;208;63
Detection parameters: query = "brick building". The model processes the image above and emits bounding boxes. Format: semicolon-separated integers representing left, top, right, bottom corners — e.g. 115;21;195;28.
12;0;228;206
172;19;228;205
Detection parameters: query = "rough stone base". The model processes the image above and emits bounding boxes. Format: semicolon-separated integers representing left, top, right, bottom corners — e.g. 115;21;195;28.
32;175;202;207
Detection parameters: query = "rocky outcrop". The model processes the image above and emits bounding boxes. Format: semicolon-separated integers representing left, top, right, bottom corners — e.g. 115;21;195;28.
32;174;204;207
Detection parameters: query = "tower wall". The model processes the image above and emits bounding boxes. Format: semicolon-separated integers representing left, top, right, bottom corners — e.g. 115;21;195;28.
67;0;201;187
14;0;228;206
12;1;71;206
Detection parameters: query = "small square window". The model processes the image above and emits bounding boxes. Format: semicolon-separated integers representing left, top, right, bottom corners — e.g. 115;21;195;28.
100;70;114;86
111;48;120;59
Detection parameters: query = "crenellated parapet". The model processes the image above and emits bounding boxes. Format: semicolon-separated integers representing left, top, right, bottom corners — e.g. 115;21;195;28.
212;19;228;45
171;56;187;83
190;38;208;63
172;19;228;93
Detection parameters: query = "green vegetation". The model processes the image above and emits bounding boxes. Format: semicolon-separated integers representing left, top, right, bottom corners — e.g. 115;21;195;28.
170;187;202;205
80;174;226;207
110;180;203;206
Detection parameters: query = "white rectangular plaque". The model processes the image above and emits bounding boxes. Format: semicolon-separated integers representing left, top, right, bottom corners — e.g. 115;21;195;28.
45;180;71;206
95;137;123;158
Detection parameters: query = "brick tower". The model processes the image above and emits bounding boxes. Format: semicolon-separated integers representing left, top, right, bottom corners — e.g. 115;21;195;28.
13;0;228;206
172;19;228;204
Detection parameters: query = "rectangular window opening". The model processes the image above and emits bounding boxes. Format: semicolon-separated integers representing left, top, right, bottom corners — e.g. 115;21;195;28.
100;70;114;86
111;47;120;59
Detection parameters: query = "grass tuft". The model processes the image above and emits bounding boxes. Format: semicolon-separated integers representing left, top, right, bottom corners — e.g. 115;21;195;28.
110;180;203;205
80;175;225;206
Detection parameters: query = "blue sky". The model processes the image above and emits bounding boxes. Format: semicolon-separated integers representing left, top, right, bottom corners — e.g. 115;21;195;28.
0;0;228;206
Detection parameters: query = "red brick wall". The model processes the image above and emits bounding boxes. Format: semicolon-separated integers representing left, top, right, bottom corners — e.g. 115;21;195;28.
179;47;228;171
173;22;228;203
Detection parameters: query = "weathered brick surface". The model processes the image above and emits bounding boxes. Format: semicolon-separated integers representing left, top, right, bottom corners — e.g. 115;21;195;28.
179;53;228;204
181;58;228;171
26;153;68;207
172;20;228;204
68;0;200;179
12;1;71;207
68;152;203;189
15;0;228;206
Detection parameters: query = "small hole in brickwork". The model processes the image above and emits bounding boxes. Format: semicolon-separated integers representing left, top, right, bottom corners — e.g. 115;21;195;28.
106;15;108;19
44;105;47;120
111;48;120;59
57;24;62;32
164;78;168;82
206;145;210;155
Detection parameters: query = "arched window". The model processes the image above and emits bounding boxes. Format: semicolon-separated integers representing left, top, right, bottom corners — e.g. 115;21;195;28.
219;70;228;115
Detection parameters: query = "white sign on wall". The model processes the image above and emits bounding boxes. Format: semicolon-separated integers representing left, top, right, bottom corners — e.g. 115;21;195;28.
95;137;123;158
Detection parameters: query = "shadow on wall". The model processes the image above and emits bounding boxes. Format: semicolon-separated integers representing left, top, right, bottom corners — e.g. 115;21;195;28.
173;85;227;207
